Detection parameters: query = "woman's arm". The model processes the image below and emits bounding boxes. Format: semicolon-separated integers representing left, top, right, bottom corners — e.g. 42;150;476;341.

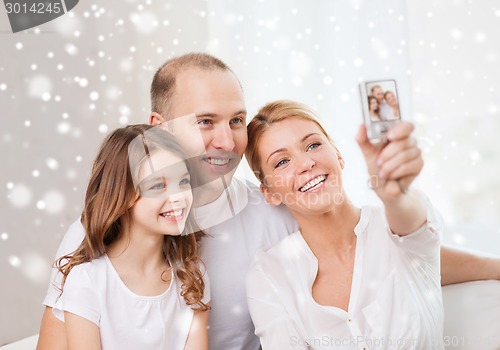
356;122;427;235
184;309;209;350
64;312;101;350
357;122;500;281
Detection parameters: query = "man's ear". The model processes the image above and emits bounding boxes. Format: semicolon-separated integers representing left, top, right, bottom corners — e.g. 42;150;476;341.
260;183;282;206
150;112;165;126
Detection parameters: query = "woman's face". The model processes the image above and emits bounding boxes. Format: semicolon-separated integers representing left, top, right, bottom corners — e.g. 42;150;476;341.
131;150;193;237
369;98;379;112
257;118;345;216
385;91;397;106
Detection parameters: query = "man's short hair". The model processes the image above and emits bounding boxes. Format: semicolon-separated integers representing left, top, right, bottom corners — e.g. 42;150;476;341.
150;53;234;118
371;85;382;94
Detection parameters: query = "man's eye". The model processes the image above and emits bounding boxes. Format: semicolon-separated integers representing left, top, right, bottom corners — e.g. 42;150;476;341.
275;159;289;168
197;119;212;125
307;142;321;151
179;178;190;186
230;117;243;124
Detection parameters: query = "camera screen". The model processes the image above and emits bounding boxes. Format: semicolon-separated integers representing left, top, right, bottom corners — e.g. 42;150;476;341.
364;80;401;122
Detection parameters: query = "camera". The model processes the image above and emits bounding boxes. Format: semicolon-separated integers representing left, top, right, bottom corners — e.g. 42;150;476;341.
359;79;402;144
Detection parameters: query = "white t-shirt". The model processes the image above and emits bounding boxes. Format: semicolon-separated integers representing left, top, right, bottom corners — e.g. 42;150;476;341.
52;255;209;350
44;177;298;350
379;100;394;121
246;205;444;350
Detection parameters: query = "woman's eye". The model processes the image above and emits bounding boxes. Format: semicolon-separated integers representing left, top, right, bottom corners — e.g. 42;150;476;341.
275;159;289;168
307;142;321;151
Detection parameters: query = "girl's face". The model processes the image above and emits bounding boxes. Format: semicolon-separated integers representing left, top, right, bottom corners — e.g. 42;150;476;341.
257;118;345;216
131;150;193;237
369;98;378;112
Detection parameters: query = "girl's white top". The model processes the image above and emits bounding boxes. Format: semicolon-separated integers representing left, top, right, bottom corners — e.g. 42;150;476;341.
53;255;210;350
246;205;444;350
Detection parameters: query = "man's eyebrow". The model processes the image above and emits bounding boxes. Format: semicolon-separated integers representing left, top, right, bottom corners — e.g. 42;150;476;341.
265;133;320;164
195;110;247;118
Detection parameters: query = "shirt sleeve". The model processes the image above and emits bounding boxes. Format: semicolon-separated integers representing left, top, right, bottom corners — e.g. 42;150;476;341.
387;198;444;260
43;218;86;308
246;258;309;350
52;263;101;326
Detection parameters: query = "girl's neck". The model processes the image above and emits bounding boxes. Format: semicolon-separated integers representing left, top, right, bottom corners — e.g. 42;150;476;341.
107;226;166;273
106;226;172;297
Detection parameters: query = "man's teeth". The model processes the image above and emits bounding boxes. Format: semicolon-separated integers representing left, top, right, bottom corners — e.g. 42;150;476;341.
299;175;327;192
161;210;183;218
206;158;229;166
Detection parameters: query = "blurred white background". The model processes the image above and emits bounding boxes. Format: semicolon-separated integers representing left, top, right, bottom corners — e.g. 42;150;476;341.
1;0;499;345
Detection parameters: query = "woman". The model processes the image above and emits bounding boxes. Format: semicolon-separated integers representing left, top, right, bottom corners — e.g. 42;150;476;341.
245;100;443;349
53;125;210;350
383;90;400;120
367;95;381;121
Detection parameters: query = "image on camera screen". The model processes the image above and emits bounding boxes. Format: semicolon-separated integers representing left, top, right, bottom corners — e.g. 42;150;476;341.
364;80;401;122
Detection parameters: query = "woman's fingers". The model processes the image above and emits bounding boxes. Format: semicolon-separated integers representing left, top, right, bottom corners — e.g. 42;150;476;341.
383;156;424;181
378;146;422;179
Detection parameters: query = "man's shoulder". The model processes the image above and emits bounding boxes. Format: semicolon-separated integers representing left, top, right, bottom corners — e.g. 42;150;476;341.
234;177;291;217
55;218;86;258
252;232;302;267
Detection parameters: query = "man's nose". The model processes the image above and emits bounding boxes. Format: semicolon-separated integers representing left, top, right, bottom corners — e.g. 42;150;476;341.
211;124;236;151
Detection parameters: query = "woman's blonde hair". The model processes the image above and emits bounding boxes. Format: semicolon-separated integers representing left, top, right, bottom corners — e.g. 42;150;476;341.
56;124;209;311
246;100;334;184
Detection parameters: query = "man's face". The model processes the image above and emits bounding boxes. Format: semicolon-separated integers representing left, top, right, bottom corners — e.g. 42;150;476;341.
373;87;384;104
155;68;247;195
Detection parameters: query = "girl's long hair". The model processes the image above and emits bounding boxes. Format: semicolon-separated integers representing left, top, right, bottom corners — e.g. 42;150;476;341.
55;124;209;311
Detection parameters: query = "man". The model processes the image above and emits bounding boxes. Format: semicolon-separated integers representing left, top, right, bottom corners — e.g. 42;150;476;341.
371;85;393;120
37;53;500;350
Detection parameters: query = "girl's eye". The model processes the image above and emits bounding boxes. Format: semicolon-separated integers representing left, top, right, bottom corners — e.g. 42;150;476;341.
150;182;166;191
275;159;289;168
179;178;190;186
307;142;321;151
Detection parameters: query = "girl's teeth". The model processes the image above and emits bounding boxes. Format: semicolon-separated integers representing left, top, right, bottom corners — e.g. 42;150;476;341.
163;210;182;217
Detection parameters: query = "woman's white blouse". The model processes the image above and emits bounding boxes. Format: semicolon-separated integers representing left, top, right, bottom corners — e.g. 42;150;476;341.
53;255;210;350
246;206;444;350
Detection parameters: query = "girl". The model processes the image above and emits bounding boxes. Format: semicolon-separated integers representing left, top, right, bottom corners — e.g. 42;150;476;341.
367;95;381;121
245;100;443;349
53;125;210;350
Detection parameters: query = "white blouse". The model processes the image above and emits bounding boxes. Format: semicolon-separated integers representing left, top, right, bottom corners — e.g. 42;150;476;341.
246;205;444;350
53;255;210;350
